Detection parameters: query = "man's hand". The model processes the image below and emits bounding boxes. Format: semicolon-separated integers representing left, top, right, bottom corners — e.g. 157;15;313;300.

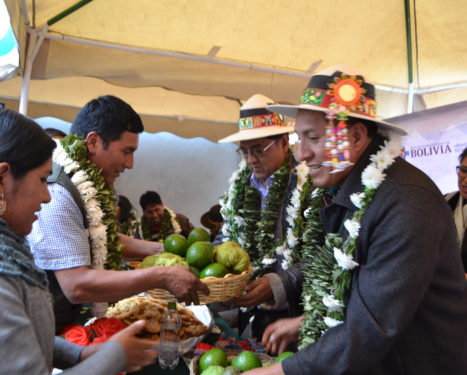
232;277;273;307
243;362;285;375
163;266;210;305
262;316;303;355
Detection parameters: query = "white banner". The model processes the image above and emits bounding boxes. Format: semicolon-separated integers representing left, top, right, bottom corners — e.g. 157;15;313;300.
402;122;467;194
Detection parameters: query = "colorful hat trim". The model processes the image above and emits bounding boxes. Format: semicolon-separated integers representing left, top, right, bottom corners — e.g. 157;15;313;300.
301;73;377;172
239;108;285;131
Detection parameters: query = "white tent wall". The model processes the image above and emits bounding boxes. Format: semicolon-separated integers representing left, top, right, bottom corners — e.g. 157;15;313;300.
34;117;238;228
113;132;238;228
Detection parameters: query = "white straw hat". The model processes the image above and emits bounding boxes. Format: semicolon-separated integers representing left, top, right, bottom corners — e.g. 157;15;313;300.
218;94;294;143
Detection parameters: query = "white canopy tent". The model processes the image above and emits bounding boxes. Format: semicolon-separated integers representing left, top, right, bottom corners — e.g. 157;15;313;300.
1;0;467;141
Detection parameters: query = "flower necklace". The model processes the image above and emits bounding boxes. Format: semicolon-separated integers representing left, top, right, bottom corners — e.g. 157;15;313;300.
299;135;401;348
53;135;123;271
140;207;182;241
220;154;312;277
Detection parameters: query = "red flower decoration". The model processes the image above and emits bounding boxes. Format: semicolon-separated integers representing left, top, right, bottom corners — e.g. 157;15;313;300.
91;318;127;338
61;324;92;346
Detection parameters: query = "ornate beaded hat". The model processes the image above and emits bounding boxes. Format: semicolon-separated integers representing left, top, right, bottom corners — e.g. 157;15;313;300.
218;94;294;143
267;65;407;171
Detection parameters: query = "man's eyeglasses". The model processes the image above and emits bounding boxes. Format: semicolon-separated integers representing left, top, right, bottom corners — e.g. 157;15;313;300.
236;139;277;159
456;165;467;177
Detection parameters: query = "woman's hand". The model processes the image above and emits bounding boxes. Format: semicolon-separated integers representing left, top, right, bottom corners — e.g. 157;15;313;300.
262;316;303;355
109;320;158;373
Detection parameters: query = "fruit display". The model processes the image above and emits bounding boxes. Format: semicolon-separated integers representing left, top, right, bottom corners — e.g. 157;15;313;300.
213;241;250;273
144;228;253;303
164;233;189;257
141;229;250;280
192;347;266;375
140;252;188;268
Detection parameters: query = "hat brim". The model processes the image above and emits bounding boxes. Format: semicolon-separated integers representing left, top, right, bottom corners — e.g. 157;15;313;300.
267;103;407;136
218;125;295;143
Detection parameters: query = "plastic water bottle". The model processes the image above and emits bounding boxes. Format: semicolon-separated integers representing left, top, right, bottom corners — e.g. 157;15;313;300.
159;301;181;369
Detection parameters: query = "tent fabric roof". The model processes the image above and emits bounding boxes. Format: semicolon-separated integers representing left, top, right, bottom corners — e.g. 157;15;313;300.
2;0;467;139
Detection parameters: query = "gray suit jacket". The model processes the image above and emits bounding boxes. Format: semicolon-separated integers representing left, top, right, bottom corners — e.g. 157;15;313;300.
283;135;467;375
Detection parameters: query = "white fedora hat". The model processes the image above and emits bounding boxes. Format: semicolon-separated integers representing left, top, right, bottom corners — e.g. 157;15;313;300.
267;65;407;136
218;94;294;143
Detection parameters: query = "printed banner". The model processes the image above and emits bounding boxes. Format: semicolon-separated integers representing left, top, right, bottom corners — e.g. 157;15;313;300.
402;122;467;194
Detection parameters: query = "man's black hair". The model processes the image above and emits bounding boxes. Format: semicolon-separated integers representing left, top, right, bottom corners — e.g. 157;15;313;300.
44;127;67;139
70;95;143;148
139;191;162;211
459;147;467;163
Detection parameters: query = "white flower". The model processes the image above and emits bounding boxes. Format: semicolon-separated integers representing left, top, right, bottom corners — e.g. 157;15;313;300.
275;244;285;255
303;207;312;218
89;224;107;247
350;192;364;209
370;148;393;170
324;317;343;328
71;170;89;185
234;215;245;227
80;186;98;202
333;247;359;270
281;259;291;270
63;161;81;174
311;188;321;198
322;295;344;312
344;219;360;238
85;199;104;226
76;180;94;192
52;147;70;165
361;164;386;189
287;232;298;248
262;257;276;265
385;136;402;157
291;189;301;207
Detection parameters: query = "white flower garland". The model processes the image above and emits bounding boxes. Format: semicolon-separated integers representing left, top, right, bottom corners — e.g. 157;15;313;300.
322;135;401;328
220;160;310;270
165;207;182;234
53;140;109;317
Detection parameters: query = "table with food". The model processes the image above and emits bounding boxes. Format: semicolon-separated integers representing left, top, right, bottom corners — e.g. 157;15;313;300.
59;227;289;375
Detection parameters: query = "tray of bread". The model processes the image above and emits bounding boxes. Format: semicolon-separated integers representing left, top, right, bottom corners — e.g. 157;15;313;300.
105;296;212;353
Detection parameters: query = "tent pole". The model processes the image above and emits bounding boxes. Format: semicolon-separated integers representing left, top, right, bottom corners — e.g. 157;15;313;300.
404;0;414;113
47;0;94;26
19;25;47;115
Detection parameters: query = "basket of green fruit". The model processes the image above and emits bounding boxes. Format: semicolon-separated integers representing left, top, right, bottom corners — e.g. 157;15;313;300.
142;228;252;304
189;347;274;375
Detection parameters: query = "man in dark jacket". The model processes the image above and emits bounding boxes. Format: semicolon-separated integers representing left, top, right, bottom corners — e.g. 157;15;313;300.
445;147;467;275
243;66;467;375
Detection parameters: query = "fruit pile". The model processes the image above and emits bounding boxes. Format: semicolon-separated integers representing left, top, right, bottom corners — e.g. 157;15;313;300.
141;228;250;280
197;347;265;375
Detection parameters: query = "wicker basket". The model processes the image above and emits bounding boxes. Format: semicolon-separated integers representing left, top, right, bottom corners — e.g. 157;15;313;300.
147;266;252;304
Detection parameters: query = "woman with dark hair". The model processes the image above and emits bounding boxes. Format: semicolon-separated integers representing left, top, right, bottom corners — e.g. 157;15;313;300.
0;110;157;374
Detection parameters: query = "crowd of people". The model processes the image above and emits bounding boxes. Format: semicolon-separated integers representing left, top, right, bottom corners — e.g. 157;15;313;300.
0;65;466;374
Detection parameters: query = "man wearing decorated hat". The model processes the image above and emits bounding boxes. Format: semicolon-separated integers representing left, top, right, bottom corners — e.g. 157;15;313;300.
242;67;467;375
217;94;313;341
